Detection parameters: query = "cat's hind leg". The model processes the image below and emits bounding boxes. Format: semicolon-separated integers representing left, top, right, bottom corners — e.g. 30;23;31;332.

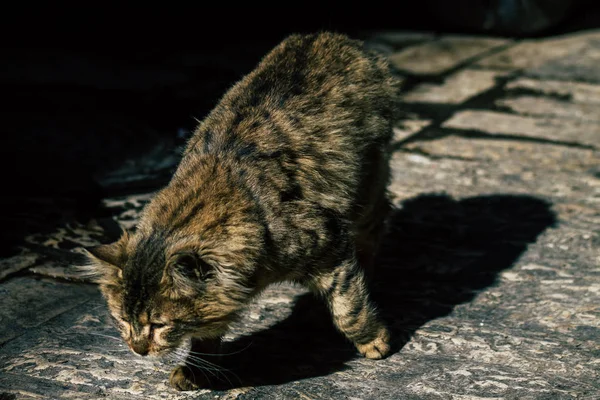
310;257;390;359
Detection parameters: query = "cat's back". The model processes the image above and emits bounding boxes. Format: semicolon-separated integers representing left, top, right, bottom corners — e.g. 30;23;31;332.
233;31;397;143
177;32;397;214
251;31;393;101
188;32;397;152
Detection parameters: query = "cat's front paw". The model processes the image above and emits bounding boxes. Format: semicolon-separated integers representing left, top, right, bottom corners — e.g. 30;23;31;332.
169;365;206;391
355;326;391;359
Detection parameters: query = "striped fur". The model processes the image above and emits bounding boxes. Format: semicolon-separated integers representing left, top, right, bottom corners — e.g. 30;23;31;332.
85;32;399;390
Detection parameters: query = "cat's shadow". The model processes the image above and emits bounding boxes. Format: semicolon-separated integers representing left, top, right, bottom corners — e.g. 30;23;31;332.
212;193;556;388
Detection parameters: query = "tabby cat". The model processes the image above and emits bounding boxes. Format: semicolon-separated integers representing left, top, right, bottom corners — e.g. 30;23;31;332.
84;31;399;391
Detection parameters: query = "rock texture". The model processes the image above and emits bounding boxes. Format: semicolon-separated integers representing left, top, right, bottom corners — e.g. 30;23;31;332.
1;30;599;399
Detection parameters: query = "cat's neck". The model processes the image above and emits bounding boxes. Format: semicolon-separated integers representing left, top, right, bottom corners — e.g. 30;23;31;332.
136;154;263;259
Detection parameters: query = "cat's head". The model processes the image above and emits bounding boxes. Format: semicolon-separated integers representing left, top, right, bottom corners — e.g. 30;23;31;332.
82;227;261;357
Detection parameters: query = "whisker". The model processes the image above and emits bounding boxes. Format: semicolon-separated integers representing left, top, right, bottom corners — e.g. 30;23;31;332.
167;353;210;386
174;348;221;366
183;359;222;374
183;359;220;385
183;353;226;369
191;361;234;387
164;353;185;369
167;351;182;360
178;353;221;368
188;362;211;388
174;348;238;387
183;353;239;387
197;366;213;387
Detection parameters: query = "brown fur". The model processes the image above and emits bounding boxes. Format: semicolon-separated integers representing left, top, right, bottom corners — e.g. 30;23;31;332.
83;31;399;390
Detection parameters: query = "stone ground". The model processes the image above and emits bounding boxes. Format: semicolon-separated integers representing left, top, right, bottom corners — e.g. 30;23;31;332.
1;29;599;399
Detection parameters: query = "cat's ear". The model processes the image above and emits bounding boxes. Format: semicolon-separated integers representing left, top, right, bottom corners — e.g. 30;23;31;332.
162;252;211;299
80;231;130;285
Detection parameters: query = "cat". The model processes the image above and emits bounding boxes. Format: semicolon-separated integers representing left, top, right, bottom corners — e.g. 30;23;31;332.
83;31;399;391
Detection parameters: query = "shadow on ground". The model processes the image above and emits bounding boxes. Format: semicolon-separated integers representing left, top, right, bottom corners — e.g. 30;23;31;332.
209;193;557;388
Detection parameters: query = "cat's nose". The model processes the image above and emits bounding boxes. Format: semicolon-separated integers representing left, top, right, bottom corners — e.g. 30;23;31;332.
131;341;149;356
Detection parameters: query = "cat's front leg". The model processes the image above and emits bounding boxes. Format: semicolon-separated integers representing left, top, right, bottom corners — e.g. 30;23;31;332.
169;337;222;391
310;257;391;359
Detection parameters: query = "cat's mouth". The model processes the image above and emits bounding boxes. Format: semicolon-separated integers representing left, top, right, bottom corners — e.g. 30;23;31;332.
122;317;233;358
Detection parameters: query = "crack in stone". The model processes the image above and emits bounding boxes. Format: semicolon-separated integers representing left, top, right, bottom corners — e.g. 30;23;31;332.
394;126;596;151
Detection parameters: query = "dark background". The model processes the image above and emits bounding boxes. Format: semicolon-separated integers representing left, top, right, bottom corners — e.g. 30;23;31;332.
2;3;599;256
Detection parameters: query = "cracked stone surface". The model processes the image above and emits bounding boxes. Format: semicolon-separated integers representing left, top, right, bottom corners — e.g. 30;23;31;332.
1;29;599;399
388;35;510;75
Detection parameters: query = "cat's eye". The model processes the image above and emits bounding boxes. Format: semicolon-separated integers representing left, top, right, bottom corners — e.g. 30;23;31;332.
150;323;166;329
